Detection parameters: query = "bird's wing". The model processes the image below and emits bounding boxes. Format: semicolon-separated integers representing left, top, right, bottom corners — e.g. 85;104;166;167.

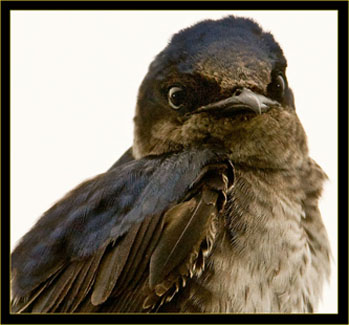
11;148;234;313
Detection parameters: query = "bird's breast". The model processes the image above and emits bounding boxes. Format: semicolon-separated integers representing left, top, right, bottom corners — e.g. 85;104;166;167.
175;166;324;313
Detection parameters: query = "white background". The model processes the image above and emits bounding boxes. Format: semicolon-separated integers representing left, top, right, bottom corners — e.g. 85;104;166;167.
10;11;338;313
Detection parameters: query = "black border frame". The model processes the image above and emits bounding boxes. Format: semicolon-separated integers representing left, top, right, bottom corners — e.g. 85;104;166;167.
1;1;348;324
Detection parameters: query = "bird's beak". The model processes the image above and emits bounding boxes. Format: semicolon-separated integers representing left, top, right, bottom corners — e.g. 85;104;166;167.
195;88;279;116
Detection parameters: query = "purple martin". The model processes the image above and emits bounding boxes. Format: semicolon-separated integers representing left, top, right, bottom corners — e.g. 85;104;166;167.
11;16;331;313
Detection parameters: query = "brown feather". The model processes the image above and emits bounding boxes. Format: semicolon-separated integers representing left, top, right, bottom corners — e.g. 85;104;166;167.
62;256;97;312
31;263;80;312
50;262;85;312
58;261;88;312
69;245;107;311
91;223;141;306
114;217;153;293
121;211;164;291
11;270;61;313
149;188;219;288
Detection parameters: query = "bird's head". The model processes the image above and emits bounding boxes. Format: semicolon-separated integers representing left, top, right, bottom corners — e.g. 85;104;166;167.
133;16;308;168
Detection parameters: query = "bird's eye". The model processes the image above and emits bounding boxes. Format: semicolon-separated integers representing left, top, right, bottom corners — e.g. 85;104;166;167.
168;86;186;110
275;75;285;95
267;74;286;100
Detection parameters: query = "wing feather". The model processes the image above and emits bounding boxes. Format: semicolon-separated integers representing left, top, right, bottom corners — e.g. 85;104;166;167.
113;211;164;296
149;197;201;287
31;263;80;312
11;148;234;313
59;261;90;312
60;244;107;312
91;222;141;305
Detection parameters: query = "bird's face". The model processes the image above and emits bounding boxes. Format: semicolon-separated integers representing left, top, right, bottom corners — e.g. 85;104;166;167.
133;17;308;168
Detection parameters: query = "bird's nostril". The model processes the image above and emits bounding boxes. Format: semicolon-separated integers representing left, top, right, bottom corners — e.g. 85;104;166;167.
233;88;242;96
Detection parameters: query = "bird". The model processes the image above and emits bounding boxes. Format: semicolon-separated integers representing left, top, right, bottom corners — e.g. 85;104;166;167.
11;15;331;313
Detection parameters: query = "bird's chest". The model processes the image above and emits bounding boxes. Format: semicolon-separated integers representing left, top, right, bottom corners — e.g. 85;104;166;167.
191;168;315;312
